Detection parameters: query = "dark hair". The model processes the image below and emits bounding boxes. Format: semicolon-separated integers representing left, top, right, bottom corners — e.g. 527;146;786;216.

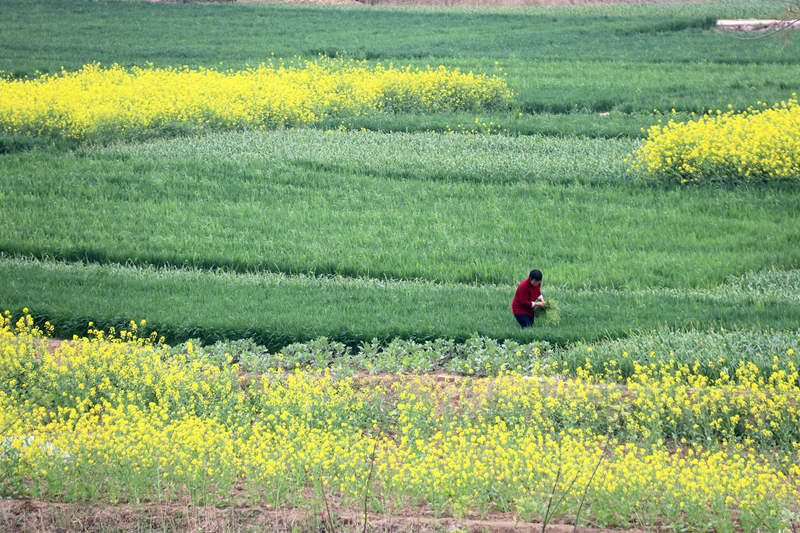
529;269;543;281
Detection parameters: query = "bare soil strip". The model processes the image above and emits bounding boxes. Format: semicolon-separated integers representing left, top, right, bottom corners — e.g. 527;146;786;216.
0;498;650;533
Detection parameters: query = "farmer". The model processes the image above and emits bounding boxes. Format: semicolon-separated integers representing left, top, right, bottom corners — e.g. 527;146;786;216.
512;269;545;328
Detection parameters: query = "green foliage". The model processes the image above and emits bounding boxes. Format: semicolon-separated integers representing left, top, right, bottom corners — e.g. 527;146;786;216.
0;0;798;355
1;130;798;291
537;299;560;326
2;257;799;350
315;110;660;139
557;327;800;381
1;0;799;127
0;2;798;529
199;335;554;376
171;324;800;386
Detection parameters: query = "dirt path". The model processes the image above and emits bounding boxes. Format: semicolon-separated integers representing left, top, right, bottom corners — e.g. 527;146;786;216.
0;498;650;533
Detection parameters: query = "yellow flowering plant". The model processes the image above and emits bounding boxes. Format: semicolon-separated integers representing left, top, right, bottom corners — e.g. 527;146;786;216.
1;311;798;530
628;95;800;182
0;59;514;142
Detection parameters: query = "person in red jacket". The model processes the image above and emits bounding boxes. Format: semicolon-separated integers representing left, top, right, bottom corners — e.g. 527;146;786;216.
512;269;545;328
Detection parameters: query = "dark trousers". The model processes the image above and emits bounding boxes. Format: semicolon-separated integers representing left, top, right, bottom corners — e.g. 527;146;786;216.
514;313;534;328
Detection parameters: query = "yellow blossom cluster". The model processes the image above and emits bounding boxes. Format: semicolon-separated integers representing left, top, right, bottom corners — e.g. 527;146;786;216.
0;60;513;141
1;312;798;530
628;96;800;182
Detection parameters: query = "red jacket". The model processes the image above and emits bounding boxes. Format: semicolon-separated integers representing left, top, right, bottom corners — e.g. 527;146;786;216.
512;279;541;316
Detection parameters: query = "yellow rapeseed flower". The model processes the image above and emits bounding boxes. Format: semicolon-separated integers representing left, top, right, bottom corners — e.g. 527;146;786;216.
0;60;513;141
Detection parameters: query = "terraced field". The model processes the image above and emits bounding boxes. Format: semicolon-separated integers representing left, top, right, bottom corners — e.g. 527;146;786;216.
1;0;799;530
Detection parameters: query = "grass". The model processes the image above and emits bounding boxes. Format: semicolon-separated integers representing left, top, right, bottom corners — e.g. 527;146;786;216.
318;110;667;138
1;129;798;290
2;0;799;134
2;256;799;349
0;0;798;347
1;0;791;75
1;2;799;530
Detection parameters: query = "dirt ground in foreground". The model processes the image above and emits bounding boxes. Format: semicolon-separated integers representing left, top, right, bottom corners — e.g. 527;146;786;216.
0;499;651;533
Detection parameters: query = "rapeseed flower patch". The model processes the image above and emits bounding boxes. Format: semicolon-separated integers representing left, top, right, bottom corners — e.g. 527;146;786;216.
1;311;798;530
628;95;800;182
0;60;513;141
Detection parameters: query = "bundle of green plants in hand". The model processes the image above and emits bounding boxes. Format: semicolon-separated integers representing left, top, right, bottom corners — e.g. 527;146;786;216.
537;299;560;325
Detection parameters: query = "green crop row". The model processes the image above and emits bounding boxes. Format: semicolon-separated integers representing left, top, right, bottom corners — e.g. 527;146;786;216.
2;130;798;288
2;256;798;349
185;320;800;386
1;0;799;129
1;0;791;74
